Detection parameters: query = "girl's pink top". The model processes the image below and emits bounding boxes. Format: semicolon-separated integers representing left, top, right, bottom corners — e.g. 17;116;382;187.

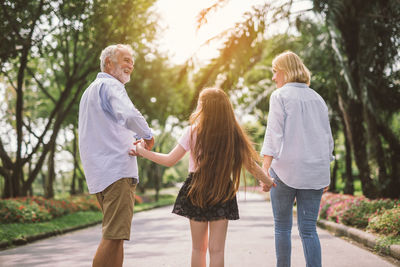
178;126;197;173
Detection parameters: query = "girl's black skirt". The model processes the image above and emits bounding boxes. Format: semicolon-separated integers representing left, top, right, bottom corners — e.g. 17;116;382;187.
172;173;239;222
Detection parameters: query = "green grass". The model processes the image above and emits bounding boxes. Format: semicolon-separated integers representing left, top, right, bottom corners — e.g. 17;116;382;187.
135;194;176;212
0;211;103;244
375;235;400;254
0;194;176;247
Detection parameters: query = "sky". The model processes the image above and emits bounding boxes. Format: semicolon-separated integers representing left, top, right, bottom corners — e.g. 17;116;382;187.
153;0;313;65
154;0;266;65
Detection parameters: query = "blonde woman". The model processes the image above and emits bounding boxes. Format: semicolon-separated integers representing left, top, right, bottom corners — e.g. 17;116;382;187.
131;87;275;267
260;51;334;267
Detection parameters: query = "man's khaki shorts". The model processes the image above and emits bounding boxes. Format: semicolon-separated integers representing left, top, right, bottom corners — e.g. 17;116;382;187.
96;178;137;240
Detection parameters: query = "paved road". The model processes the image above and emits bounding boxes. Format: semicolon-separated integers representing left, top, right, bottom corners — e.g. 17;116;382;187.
0;192;398;267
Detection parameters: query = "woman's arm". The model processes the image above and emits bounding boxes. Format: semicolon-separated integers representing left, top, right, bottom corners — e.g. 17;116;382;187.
132;141;187;167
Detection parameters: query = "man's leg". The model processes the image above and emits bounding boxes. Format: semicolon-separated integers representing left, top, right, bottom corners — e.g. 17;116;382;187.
94;178;137;267
93;238;124;267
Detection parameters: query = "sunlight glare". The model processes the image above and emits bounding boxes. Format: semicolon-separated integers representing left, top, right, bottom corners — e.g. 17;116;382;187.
155;0;266;65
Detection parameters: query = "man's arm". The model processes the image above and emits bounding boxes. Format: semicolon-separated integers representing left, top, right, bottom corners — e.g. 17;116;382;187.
101;82;153;141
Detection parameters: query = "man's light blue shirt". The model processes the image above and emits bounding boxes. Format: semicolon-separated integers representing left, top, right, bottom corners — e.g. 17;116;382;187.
79;72;153;193
261;82;334;189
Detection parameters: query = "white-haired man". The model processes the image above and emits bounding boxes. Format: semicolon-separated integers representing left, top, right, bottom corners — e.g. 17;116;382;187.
79;44;154;267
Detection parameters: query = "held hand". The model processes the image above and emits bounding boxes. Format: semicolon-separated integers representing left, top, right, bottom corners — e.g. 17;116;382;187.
259;169;276;192
260;178;276;192
129;140;145;157
144;137;155;150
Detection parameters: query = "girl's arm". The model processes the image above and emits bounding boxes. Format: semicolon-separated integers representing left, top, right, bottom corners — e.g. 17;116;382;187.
244;160;275;188
133;141;187;167
262;155;273;173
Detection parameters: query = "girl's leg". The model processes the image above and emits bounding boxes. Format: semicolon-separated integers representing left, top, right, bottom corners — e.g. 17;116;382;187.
296;189;323;267
190;220;208;267
209;219;228;267
270;171;296;267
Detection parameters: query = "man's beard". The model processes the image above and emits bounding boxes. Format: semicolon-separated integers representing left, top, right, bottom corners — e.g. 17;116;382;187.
111;66;130;84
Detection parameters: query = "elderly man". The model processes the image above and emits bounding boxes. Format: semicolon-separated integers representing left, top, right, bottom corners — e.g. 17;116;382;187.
79;44;154;267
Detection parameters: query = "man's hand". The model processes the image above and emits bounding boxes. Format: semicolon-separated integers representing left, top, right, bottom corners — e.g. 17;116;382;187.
144;137;154;150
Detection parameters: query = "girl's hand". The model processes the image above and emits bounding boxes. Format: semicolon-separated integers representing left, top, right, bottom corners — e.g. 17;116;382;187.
129;140;146;157
136;140;146;154
260;177;276;192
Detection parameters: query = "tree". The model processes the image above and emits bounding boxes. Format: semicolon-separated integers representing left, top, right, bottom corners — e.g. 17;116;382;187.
0;0;159;198
314;0;400;197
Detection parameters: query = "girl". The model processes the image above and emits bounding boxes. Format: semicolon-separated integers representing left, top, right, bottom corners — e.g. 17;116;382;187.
131;87;275;267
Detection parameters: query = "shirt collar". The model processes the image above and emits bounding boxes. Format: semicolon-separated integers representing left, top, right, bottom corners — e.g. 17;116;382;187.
96;72;124;86
284;82;308;88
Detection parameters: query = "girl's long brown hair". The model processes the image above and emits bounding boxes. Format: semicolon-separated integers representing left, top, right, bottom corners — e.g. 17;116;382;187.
187;88;260;208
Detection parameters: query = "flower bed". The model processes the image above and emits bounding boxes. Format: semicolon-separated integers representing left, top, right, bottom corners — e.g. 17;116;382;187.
319;192;400;236
0;194;142;224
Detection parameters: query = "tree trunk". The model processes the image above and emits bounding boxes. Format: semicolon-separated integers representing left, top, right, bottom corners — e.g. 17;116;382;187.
343;125;354;195
44;141;56;198
70;127;78;195
338;95;377;198
70;172;77;195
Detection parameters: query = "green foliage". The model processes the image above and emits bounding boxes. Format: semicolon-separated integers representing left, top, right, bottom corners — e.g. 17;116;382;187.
0;198;52;224
319;193;400;230
368;205;400;236
340;198;398;228
0;195;101;224
319;192;355;219
0;211;103;244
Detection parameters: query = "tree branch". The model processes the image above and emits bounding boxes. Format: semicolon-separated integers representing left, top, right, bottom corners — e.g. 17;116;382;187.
0;138;13;170
26;67;56;103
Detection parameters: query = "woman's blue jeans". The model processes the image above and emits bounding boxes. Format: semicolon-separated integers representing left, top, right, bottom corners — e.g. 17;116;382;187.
270;169;323;267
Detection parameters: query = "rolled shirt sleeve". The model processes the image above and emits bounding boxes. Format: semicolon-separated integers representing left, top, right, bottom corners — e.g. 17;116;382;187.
100;82;153;140
261;91;285;159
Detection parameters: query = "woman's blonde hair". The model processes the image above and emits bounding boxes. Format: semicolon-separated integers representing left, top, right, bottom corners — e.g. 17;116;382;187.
272;51;311;86
187;88;259;208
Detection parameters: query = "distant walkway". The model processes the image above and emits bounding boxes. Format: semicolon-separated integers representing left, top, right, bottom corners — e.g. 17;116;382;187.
0;192;397;267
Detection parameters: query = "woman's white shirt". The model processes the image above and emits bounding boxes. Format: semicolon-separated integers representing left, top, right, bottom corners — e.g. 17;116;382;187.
261;82;334;189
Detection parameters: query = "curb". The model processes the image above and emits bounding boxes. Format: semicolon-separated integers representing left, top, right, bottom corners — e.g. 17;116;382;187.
317;219;400;261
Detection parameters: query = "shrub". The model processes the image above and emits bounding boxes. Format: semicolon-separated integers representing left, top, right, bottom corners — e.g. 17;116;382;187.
0;194;146;224
340;198;399;228
367;205;400;236
135;195;143;204
0;199;51;223
70;195;101;211
320;192;399;231
326;197;365;224
319;193;355;219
